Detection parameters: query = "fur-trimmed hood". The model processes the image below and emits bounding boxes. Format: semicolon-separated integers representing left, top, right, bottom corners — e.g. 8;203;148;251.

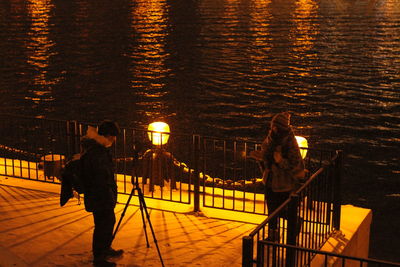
81;126;111;151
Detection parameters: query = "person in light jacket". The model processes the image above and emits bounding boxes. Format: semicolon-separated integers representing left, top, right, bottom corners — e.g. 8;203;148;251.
250;112;305;241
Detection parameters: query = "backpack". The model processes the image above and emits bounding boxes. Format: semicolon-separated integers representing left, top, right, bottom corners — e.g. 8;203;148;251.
59;153;86;206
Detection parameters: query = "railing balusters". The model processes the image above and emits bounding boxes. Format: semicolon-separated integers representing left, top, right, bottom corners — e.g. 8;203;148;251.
1;114;348;267
258;242;400;267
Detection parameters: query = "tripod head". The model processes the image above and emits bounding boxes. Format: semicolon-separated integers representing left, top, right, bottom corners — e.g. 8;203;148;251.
131;141;144;188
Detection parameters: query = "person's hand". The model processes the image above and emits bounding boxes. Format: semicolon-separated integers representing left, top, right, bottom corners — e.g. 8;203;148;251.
273;151;282;163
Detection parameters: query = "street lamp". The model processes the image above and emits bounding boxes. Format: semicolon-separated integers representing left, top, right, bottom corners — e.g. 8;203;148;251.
144;122;175;191
148;122;170;146
295;136;308;159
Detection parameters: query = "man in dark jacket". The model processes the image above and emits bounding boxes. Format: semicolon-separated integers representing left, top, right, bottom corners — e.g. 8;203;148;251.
81;121;123;267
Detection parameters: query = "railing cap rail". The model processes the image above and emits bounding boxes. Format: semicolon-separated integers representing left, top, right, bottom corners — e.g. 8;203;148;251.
259;241;400;266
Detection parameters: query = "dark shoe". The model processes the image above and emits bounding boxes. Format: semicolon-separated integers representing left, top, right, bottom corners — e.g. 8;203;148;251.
104;248;124;259
93;258;116;267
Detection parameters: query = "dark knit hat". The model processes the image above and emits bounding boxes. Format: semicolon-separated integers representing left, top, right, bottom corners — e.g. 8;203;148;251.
98;120;120;136
271;112;291;130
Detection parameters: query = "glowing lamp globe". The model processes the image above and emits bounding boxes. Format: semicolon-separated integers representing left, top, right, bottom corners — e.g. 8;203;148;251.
148;122;170;146
295;136;308;159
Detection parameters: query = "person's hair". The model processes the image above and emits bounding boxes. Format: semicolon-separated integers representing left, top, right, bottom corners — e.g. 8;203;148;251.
98;120;120;137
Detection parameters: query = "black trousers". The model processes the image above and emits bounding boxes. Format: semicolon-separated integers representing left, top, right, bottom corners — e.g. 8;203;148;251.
92;208;116;257
265;186;290;230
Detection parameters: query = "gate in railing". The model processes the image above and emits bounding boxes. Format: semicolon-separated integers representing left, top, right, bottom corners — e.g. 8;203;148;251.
0;114;338;216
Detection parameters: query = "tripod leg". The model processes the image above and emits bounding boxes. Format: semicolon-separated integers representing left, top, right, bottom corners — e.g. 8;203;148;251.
137;187;165;267
138;194;150;248
112;187;134;242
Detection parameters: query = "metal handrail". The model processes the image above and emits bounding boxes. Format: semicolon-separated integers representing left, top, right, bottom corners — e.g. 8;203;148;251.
259;241;400;267
242;151;341;266
248;163;329;238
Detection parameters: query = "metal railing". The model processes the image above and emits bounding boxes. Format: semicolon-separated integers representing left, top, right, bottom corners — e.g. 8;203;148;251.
242;151;343;266
2;114;398;267
198;136;336;215
0;114;195;204
0;114;335;215
257;241;400;267
0;114;68;183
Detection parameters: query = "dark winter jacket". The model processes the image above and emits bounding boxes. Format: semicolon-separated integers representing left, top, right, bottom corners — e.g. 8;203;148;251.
261;129;305;192
80;127;118;212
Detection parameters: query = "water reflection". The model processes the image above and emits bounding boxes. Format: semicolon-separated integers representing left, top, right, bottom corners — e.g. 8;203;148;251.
373;0;400;79
26;0;57;109
291;0;318;57
129;0;170;120
1;0;400;261
249;0;273;60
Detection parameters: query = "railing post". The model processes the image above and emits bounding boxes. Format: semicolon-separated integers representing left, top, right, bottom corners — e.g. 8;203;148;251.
242;236;253;267
286;194;300;267
333;150;343;230
65;120;72;159
193;135;200;212
69;120;79;154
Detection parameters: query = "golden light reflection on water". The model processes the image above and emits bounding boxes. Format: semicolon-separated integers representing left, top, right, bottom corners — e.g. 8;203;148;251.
26;0;57;104
384;0;400;14
291;0;318;56
130;0;170;119
248;0;273;74
373;0;400;80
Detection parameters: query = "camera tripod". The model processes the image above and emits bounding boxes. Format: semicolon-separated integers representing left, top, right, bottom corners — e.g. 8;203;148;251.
111;163;165;267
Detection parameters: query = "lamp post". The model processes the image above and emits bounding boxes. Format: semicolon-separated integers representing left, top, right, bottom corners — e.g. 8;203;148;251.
147;121;170;146
143;122;175;191
295;136;308;159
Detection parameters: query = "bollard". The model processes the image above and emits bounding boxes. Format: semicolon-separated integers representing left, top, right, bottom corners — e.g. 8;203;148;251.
41;154;65;180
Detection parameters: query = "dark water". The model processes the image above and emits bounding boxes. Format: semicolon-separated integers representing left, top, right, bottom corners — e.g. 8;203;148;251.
1;0;399;261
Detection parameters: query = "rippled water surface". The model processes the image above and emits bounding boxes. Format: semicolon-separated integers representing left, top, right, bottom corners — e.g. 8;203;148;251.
1;0;399;260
